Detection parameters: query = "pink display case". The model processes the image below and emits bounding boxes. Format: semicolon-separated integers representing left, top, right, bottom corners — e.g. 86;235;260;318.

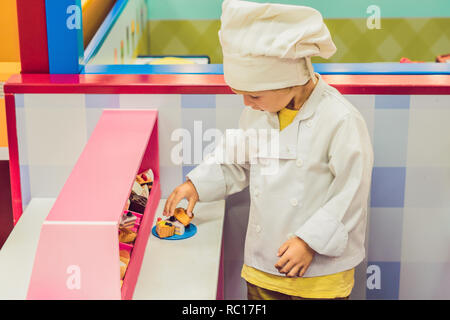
26;109;161;300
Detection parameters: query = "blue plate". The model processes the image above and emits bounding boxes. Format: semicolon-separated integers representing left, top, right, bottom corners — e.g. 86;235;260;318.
152;223;197;240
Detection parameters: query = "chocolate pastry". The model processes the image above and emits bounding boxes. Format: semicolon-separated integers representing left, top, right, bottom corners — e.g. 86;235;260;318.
129;191;147;214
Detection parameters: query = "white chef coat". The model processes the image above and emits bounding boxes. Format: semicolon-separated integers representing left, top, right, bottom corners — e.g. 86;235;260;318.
186;73;374;277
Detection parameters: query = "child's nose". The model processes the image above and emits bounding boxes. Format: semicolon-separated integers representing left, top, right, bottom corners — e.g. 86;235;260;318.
243;95;254;107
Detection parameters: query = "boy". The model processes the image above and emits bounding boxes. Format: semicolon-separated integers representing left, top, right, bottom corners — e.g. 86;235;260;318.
164;0;374;300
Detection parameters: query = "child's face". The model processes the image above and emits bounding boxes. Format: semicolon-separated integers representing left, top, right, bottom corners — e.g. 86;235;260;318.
231;87;294;113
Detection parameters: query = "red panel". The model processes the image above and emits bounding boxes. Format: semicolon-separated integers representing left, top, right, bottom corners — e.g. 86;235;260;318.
0;161;14;249
4;94;22;224
4;74;450;95
16;0;49;73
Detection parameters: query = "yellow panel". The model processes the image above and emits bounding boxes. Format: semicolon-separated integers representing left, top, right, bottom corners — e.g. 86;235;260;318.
0;0;20;62
0;62;21;82
0;98;8;147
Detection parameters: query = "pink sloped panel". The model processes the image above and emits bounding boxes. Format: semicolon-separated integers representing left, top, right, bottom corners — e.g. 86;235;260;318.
27;109;161;299
27;223;120;300
46;110;158;222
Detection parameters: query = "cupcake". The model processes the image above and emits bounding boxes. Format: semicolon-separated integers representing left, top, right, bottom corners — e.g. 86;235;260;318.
174;207;194;227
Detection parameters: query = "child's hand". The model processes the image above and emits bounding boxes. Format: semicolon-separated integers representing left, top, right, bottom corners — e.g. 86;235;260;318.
163;179;199;218
275;236;315;277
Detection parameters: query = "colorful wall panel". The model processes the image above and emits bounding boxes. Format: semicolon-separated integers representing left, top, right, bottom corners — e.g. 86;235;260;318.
147;0;450;63
8;90;450;300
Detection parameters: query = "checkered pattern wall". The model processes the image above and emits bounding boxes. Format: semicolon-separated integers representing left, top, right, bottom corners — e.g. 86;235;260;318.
147;18;450;63
13;92;450;299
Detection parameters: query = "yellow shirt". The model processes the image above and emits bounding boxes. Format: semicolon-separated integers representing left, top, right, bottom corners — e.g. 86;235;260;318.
241;106;355;299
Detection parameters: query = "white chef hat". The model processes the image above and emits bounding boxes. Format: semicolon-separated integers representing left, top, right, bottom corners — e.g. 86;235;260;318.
219;0;336;92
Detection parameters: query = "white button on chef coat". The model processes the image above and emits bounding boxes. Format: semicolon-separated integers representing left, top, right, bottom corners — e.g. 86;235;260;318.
186;73;374;277
306;120;314;128
256;225;262;233
253;188;259;197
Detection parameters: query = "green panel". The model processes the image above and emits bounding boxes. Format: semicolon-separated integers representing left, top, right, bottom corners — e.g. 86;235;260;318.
148;0;450;19
148;18;450;63
148;20;223;63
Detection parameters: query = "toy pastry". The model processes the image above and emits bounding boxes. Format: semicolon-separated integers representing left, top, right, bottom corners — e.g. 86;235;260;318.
129;191;147;214
167;215;185;235
120;260;127;280
119;250;130;265
138;169;154;193
119;227;137;244
123;199;130;212
132;180;149;199
120;211;137;229
156;221;175;238
174;207;194;227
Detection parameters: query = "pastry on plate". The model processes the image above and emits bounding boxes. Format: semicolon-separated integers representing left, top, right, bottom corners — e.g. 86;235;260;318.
156;221;175;238
167;216;185;235
174;207;194;227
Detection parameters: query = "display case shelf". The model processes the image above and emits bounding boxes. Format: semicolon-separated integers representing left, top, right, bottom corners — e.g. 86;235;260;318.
26;109;161;300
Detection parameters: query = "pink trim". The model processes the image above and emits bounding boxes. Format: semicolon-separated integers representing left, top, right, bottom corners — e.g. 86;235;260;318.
5;94;22;224
4;74;450;95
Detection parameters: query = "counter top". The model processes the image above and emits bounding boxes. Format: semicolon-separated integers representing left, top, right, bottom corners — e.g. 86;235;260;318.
0;198;225;300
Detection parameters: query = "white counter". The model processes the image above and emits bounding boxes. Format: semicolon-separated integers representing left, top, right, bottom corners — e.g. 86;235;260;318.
0;198;225;300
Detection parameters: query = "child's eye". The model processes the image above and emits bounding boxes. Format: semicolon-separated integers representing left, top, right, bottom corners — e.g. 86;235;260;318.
250;96;259;99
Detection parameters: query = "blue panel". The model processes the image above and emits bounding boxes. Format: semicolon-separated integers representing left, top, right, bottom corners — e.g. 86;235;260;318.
315;63;450;75
85;94;120;108
82;63;449;75
82;64;224;74
181;95;216;108
45;0;84;74
375;95;410;109
182;165;196;182
15;94;24;108
370;167;406;207
20;165;31;209
366;262;401;300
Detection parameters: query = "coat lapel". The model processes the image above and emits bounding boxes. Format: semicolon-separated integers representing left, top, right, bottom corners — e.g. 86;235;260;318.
257;73;326;159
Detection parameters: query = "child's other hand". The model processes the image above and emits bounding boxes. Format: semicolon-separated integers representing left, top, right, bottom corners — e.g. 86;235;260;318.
163;179;199;218
275;236;315;277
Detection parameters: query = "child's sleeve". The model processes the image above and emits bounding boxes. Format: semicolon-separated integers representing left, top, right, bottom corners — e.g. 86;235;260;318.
185;110;251;202
295;113;374;257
